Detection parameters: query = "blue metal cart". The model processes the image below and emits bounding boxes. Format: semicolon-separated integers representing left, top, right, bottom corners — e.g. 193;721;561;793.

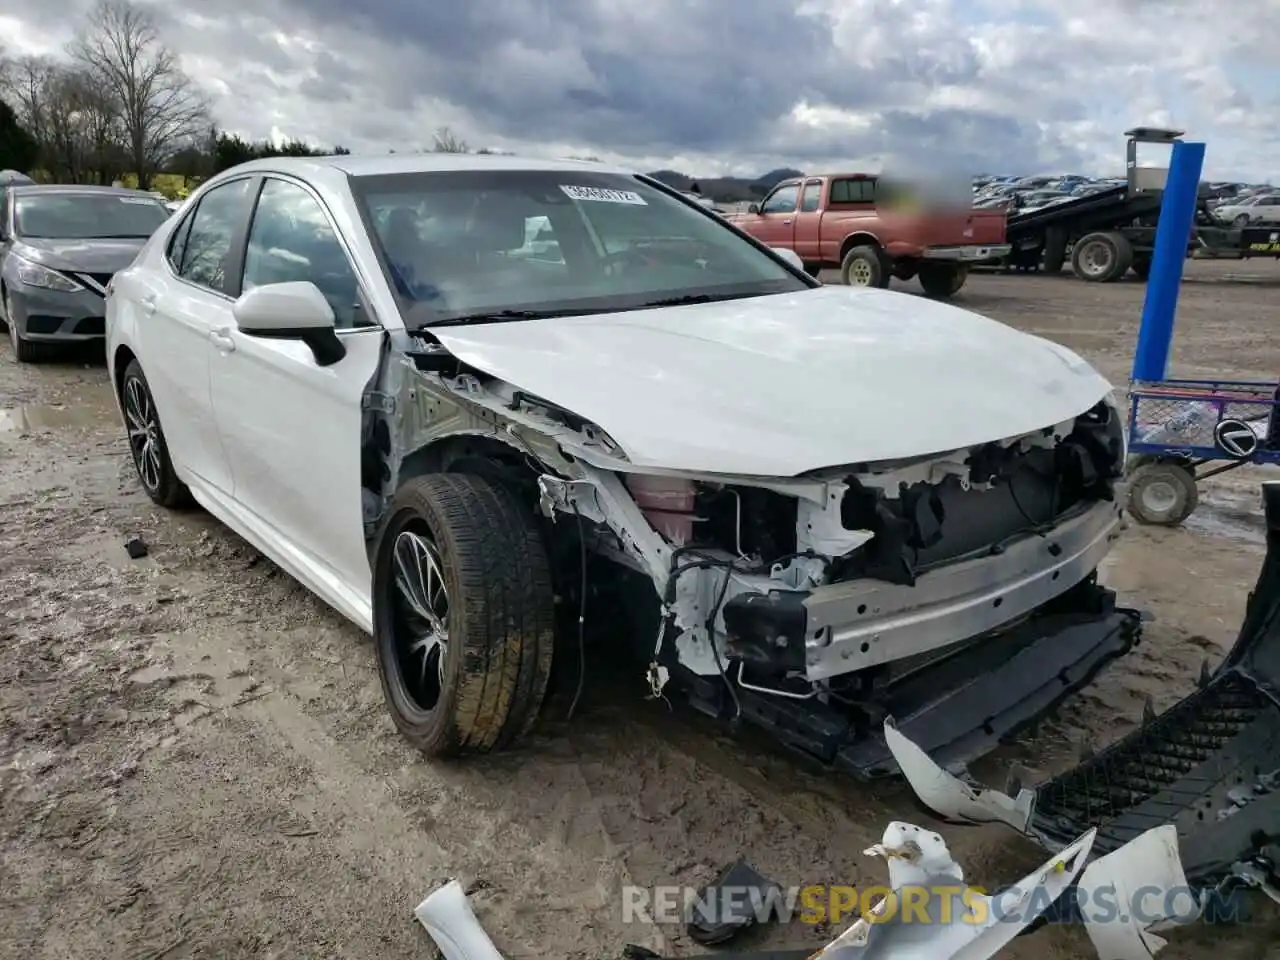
1123;138;1279;526
1126;379;1280;525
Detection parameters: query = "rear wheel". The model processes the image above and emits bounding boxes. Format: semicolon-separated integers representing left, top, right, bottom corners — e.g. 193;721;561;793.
918;263;968;299
372;474;556;756
839;245;889;288
1131;255;1152;281
121;359;192;508
1042;228;1068;274
1071;231;1133;282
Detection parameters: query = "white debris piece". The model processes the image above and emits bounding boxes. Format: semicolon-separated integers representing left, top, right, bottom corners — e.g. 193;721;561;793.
883;720;1035;831
809;820;1096;959
414;879;505;960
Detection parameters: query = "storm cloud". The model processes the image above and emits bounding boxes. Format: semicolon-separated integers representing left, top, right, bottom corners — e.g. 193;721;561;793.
2;0;1277;178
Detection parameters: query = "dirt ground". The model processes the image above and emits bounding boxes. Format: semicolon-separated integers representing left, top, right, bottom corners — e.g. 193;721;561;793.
4;260;1280;960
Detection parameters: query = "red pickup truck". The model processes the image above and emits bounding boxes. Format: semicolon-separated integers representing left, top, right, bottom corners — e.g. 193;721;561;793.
725;174;1010;299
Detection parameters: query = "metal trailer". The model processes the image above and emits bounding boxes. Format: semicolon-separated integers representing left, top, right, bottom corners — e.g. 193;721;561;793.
1123;137;1280;527
1001;127;1258;282
1127;379;1280;525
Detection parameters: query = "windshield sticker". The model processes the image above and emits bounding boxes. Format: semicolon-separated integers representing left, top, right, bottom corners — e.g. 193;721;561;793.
559;185;647;205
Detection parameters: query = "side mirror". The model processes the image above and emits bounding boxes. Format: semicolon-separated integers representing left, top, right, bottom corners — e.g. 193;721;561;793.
770;247;804;272
232;281;346;367
747;203;761;214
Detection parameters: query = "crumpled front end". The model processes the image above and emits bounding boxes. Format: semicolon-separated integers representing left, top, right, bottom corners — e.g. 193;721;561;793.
885;481;1280;954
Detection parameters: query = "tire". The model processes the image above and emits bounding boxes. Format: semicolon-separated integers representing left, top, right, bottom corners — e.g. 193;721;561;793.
372;473;555;757
120;359;193;508
802;262;823;278
1126;461;1198;526
839;245;888;287
1131;256;1152;281
918;263;968;299
1234;214;1251;226
1071;231;1133;282
6;292;58;363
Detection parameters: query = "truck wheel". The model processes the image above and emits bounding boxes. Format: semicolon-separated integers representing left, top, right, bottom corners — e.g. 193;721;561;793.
1131;255;1152;281
918;263;968;299
1042;228;1067;274
1071;231;1133;282
371;473;556;757
1126;461;1198;526
840;245;889;288
802;262;823;278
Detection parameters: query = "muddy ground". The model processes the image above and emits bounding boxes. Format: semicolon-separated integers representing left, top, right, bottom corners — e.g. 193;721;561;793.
4;260;1280;960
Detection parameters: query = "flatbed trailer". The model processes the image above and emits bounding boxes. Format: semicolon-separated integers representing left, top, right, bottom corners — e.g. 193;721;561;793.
999;128;1269;281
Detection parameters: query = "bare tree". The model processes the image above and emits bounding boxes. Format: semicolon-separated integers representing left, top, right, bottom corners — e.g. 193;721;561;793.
69;0;209;188
431;126;468;153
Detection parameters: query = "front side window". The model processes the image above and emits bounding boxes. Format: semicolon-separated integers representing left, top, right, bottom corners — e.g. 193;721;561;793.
13;192;170;240
761;184;799;214
176;179;255;294
242;178;364;328
352;170;810;327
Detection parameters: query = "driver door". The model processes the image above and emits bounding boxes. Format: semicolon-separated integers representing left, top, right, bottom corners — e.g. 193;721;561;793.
209;175;385;620
751;181;801;246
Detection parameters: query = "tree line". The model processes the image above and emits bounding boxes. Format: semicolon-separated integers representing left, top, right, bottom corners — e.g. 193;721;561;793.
0;0;493;197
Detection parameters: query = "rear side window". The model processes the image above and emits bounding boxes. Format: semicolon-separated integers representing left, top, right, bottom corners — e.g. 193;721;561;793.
829;179;876;204
800;181;822;212
172;178;255;294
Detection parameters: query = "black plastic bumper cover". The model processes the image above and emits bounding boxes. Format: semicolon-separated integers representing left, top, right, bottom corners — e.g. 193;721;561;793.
685;581;1141;780
1030;482;1280;886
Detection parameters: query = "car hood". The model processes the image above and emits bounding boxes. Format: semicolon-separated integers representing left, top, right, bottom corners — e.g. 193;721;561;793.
13;237;147;274
427;285;1113;477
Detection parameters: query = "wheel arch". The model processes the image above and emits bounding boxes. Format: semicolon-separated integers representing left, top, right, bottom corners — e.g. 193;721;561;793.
112;344;138;403
840;231;882;260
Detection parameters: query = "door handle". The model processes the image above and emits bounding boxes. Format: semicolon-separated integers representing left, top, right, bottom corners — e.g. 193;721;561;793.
783;219;792;225
209;328;236;352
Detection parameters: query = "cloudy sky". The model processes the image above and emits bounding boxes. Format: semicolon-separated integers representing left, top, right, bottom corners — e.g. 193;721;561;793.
2;0;1277;180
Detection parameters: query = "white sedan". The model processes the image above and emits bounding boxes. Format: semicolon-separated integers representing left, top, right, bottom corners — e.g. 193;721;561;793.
106;153;1132;771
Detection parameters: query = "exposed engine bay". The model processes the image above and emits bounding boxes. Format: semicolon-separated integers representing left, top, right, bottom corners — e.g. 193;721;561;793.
362;334;1138;775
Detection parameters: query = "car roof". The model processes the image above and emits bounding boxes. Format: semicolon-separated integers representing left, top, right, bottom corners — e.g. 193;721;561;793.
220;152;636;180
9;184;165;200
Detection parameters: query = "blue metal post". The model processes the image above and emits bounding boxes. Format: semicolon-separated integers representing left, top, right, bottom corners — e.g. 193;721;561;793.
1131;140;1206;382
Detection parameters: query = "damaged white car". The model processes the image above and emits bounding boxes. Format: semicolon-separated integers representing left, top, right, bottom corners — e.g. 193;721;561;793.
105;154;1136;769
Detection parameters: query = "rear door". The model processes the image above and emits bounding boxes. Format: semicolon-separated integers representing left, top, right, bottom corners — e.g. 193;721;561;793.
142;176;257;494
209;174;385;614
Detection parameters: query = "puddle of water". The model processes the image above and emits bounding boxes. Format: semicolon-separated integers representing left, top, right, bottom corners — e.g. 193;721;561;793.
1185;489;1267;546
0;402;110;434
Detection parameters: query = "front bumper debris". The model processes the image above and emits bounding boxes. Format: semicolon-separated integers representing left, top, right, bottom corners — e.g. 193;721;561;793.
887;480;1280;954
687;579;1140;779
416;819;1183;960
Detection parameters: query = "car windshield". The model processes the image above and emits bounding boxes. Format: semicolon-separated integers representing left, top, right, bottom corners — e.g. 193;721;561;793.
13;192;170;240
350;169;809;326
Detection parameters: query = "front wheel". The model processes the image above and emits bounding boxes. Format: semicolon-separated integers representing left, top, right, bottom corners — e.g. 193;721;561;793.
372;473;556;757
918;263;968;299
1126;460;1198;526
120;359;192;508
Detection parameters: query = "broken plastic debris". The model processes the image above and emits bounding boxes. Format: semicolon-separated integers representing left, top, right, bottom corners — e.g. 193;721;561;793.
809;819;1096;958
124;535;148;559
686;857;789;945
1078;826;1195;960
414;879;504;960
883;719;1034;831
883;720;1195;960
